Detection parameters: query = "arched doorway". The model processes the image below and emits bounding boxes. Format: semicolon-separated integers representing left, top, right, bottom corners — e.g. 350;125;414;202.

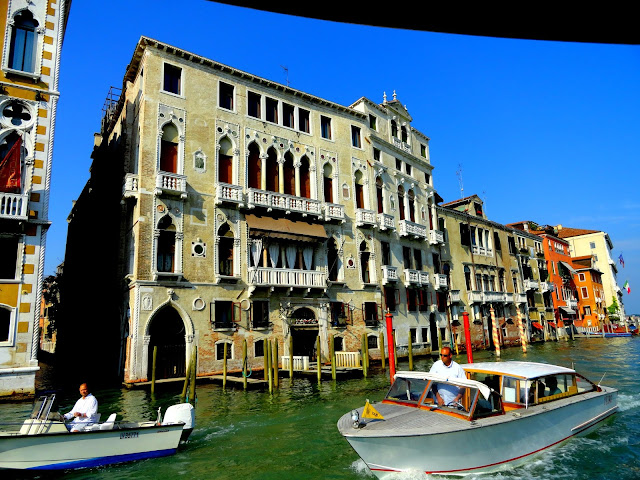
289;307;319;361
148;306;186;379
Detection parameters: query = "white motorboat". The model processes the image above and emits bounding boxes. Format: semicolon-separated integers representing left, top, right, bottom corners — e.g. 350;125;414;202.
337;361;618;478
0;394;195;470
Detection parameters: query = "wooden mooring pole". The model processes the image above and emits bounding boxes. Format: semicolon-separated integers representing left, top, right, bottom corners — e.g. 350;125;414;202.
151;346;157;395
316;335;322;383
289;335;294;383
361;334;368;378
273;340;279;389
243;339;248;390
330;334;336;381
379;332;386;370
408;331;413;371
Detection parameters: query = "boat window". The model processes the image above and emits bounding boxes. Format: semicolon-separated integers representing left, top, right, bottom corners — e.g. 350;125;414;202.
467;372;501;394
502;376;524;404
473;390;503;418
575;373;597;393
421;382;479;417
386;377;428;403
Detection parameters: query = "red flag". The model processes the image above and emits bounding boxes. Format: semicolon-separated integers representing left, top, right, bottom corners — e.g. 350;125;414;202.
0;136;22;193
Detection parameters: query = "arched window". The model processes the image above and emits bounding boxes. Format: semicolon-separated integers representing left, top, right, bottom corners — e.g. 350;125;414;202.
218;223;234;276
8;10;38;73
464;266;472;290
327;239;339;281
323;163;333;203
160;123;179;173
376;177;384;214
401;125;408;143
283;151;295;195
407;189;416;222
391;120;398;138
157;215;176;273
397;185;405;221
360;241;371;283
443;263;451;288
299;155;311;199
354;171;365;209
0;132;23;193
218;137;233;184
265;147;278;192
248;142;261;189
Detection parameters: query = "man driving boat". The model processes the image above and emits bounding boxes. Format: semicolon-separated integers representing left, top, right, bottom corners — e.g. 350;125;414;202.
64;383;98;432
429;347;466;406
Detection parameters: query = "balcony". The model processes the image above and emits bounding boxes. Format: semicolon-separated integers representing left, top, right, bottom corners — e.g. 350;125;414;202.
324;203;345;222
540;282;554;293
523;279;539;291
381;265;398;284
392;137;412;153
467;291;483;304
568;299;578;309
355;208;377;227
0;192;28;220
449;290;462;303
399;219;427;240
378;212;395;231
403;269;429;286
516;293;527;304
246;188;322;217
248;267;326;289
122;173;138;199
434;274;448;289
483;291;504;303
155;171;187;198
216;183;244;205
429;229;445;245
504;292;514;303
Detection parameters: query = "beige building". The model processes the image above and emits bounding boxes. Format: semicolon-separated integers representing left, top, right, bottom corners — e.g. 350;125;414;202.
0;0;70;398
437;196;553;351
60;37;445;383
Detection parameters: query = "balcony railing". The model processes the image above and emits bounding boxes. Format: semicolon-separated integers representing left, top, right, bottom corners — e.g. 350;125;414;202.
0;192;28;220
156;171;187;197
429;230;444;245
467;291;483;303
378;212;395;231
398;219;427;240
246;188;322;217
449;290;462;303
434;274;448;289
516;293;527;304
392;137;411;153
483;291;504;303
568;299;578;309
504;292;514;303
335;351;361;368
324;203;345;222
216;183;244;205
248;267;326;288
403;269;429;286
355;208;377;227
122;173;138;198
523;279;539;291
381;265;398;284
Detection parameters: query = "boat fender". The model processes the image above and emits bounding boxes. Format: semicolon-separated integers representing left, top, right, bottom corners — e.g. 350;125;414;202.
163;403;196;442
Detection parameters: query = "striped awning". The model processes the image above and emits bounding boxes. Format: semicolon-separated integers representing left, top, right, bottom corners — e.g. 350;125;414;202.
245;214;327;242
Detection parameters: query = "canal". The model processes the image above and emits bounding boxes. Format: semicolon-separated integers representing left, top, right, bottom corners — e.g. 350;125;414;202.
2;337;639;479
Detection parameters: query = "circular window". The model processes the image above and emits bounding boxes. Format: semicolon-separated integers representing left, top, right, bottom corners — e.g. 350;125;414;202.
193;298;205;311
0;100;35;129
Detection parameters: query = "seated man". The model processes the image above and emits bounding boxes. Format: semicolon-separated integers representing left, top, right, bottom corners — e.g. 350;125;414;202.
429;347;466;406
545;376;562;396
64;383;98;432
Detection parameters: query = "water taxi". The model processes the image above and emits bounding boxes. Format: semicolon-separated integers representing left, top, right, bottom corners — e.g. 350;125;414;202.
0;394;195;470
337;361;617;478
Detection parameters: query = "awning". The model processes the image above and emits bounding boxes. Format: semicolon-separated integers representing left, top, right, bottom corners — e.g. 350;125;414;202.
559;306;576;314
245;214;327;242
532;322;543;330
559;261;577;275
548;321;557;328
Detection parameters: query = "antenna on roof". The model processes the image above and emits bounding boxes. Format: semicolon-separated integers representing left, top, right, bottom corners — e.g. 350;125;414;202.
456;164;464;198
280;65;290;87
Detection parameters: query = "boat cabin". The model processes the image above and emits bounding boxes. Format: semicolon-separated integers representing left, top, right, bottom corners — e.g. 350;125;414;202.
383;361;601;420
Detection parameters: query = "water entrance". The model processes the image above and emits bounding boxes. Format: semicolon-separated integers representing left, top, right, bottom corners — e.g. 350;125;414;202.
291;327;319;361
147;306;186;379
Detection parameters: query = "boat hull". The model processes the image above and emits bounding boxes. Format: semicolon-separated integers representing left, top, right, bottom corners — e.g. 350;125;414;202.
0;423;184;470
340;387;617;478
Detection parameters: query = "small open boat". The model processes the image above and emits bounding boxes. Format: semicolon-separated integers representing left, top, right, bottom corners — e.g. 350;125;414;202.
337;361;617;478
0;394;195;470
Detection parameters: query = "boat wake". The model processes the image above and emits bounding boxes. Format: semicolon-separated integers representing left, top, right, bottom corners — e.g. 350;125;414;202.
617;393;640;412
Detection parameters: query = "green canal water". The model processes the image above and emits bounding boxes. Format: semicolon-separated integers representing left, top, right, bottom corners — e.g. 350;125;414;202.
2;338;640;480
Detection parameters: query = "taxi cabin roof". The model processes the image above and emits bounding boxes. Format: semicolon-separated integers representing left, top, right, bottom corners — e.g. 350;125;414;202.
463;361;575;379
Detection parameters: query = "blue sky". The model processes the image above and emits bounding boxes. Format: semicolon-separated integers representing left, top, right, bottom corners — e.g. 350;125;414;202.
47;1;640;313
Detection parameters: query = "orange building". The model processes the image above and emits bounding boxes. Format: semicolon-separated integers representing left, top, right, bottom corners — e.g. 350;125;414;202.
572;255;606;330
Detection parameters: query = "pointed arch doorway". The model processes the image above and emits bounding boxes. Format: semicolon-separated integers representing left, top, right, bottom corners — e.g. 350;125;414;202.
147;306;186;379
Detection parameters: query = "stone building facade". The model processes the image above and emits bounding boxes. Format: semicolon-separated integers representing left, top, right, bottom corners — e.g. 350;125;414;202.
0;0;69;398
61;37;446;383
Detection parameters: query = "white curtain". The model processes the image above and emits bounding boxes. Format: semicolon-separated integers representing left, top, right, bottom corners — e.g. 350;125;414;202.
303;246;313;270
251;239;262;267
286;245;297;269
269;243;280;268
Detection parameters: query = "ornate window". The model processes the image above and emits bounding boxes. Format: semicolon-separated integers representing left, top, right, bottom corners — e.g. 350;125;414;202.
323;163;333;203
159;123;179;173
218;137;233;184
247;142;262;189
7;10;39;74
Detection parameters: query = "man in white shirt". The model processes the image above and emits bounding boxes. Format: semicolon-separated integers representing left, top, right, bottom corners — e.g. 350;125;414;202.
64;383;98;432
429;346;466;406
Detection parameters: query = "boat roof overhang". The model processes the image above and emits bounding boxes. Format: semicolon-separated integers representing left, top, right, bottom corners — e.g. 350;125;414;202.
463;361;575;380
394;371;492;399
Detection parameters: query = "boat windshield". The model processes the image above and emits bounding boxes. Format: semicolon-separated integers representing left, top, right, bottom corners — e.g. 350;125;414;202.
420;381;481;417
386;377;429;403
